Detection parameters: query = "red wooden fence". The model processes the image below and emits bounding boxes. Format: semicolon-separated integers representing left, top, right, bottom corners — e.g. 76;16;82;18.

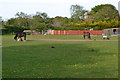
51;30;103;35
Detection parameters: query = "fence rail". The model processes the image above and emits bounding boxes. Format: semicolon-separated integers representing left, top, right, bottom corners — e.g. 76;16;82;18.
51;30;103;35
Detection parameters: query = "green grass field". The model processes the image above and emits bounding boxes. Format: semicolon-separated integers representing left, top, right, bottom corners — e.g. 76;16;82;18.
2;35;118;78
28;35;118;40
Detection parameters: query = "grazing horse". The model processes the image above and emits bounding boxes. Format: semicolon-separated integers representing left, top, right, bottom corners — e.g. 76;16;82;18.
83;32;91;39
14;32;26;41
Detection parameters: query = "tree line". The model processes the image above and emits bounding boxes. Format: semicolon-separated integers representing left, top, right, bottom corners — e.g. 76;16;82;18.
1;4;120;34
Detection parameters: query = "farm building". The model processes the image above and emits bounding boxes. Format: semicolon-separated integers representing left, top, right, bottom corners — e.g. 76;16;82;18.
103;28;120;35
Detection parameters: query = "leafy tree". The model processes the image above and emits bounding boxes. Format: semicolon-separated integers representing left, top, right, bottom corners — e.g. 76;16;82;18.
4;25;23;33
0;16;3;28
0;16;2;21
93;6;119;21
52;16;70;30
28;12;52;32
2;4;120;34
70;4;88;22
52;16;63;28
14;12;31;29
15;12;28;18
91;4;117;13
86;11;94;22
36;12;48;19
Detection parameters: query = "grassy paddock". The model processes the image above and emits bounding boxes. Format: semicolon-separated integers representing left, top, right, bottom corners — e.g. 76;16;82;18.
2;35;118;78
27;35;118;40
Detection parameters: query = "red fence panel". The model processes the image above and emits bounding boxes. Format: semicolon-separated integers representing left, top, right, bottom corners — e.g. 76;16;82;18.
52;30;103;35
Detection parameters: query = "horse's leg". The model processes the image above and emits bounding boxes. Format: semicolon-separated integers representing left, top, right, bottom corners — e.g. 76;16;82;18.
14;34;18;41
17;37;20;41
24;34;26;41
83;35;85;39
20;37;23;41
88;35;91;39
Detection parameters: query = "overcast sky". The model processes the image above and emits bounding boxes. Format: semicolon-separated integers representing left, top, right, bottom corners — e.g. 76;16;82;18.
0;0;119;20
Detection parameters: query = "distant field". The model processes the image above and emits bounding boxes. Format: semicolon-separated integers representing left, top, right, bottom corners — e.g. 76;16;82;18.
27;35;118;40
2;35;118;78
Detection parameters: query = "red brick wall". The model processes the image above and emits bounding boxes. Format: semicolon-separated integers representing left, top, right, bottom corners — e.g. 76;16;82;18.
51;30;103;35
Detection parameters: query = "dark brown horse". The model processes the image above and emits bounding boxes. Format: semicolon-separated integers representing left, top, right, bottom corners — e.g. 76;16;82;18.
14;32;26;41
83;32;91;39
